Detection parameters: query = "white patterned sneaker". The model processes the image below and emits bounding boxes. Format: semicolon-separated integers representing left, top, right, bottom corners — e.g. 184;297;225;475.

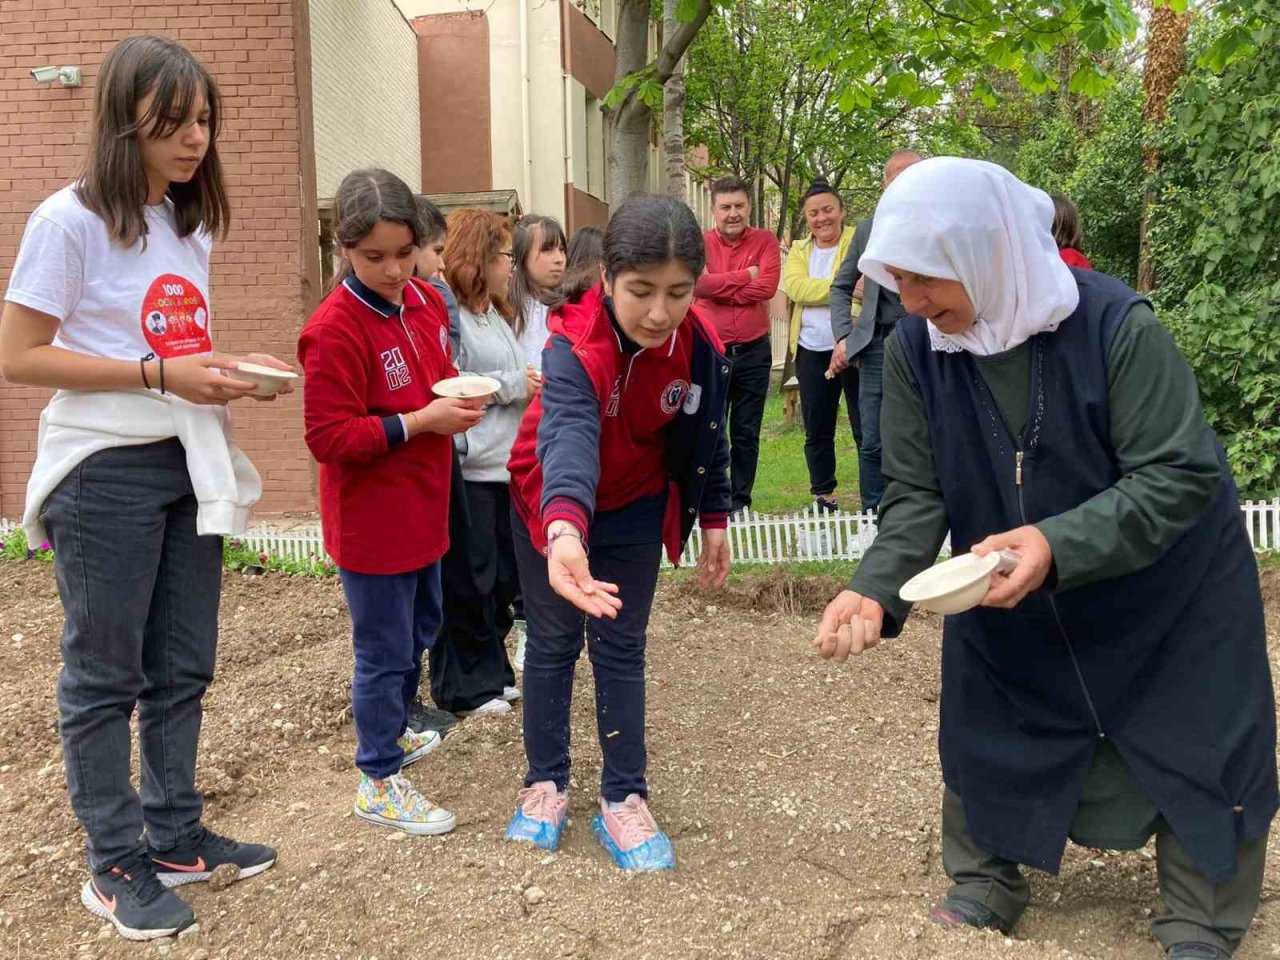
353;773;455;836
397;726;442;768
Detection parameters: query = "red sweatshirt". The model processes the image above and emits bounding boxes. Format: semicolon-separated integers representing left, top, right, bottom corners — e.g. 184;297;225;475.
693;226;781;344
297;276;456;575
1059;247;1094;270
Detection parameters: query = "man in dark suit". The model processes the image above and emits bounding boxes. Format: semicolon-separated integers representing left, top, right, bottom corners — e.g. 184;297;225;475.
829;149;922;514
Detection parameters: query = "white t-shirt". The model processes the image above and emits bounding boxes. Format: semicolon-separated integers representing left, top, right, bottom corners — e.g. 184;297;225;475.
517;297;550;372
798;243;840;352
5;185;214;361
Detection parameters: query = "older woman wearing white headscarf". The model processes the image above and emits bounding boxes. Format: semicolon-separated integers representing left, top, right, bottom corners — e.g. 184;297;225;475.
815;158;1275;960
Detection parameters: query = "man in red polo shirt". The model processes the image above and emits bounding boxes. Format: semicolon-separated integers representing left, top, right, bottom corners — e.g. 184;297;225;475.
694;175;781;515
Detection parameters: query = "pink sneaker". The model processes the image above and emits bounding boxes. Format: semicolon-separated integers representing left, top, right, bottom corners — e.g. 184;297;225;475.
592;794;675;871
505;781;569;851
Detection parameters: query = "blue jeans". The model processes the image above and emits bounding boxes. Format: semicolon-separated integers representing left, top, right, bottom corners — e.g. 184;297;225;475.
512;501;662;802
339;563;443;779
856;330;887;512
41;439;222;871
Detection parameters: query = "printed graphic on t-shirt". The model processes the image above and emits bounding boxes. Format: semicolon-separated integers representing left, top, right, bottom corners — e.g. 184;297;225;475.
140;274;212;358
382;346;411;390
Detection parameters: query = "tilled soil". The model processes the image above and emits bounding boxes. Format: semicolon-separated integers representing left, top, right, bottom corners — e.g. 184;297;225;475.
0;561;1278;960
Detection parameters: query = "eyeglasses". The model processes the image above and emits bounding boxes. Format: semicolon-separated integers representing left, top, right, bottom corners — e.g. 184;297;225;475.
496;251;515;262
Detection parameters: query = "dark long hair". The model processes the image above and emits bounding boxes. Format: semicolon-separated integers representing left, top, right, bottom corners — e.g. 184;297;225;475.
77;34;229;248
1051;193;1085;251
330;168;425;289
604;195;705;283
509;215;567;337
552;226;605;306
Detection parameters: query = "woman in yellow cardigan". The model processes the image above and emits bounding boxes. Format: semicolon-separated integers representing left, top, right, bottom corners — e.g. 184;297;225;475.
782;179;859;513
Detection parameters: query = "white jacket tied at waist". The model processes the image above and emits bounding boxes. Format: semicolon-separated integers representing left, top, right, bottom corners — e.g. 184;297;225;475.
23;389;263;545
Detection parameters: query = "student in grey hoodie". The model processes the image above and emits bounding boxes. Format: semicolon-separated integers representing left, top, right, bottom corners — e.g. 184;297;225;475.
428;209;539;717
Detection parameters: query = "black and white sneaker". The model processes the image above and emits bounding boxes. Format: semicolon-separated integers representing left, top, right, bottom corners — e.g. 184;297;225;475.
148;827;277;888
407;697;460;739
80;854;195;941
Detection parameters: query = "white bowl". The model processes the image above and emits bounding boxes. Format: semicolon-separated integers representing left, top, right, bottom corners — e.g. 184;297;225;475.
433;375;500;404
899;551;1004;615
227;361;300;397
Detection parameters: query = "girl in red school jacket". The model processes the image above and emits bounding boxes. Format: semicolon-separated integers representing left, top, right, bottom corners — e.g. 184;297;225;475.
503;195;732;872
297;168;482;837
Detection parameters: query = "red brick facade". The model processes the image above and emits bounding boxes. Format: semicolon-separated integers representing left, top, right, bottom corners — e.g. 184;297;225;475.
0;0;319;519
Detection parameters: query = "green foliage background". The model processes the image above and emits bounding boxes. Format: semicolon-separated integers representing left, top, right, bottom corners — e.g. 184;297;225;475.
683;0;1279;494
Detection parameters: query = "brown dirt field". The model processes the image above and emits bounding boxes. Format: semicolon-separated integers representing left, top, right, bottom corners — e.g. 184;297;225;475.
0;561;1277;960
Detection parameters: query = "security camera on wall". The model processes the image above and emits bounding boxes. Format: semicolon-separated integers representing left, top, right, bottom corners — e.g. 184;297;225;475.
30;65;81;87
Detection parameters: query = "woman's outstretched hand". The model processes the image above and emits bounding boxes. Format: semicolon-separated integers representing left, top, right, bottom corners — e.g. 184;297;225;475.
814;590;884;662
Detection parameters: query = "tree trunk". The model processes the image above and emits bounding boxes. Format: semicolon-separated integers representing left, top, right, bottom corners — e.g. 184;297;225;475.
1137;0;1192;293
662;0;688;200
606;0;713;204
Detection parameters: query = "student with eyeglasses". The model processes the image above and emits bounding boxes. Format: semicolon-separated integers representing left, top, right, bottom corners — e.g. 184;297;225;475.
427;210;536;719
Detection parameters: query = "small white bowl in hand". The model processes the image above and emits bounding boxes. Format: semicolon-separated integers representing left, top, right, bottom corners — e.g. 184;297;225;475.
227;361;300;397
433;375;500;409
899;550;1019;615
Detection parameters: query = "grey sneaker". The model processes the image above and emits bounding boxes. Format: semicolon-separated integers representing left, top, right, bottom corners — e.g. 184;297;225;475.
148;826;276;888
928;894;1012;934
80;854;195;941
1167;944;1230;960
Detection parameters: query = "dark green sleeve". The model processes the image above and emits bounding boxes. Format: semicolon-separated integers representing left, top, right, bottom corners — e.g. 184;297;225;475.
1036;304;1222;592
848;332;950;637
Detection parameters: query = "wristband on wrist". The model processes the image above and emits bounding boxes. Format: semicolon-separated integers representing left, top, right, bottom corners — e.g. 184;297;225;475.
140;352;155;390
544;527;585;557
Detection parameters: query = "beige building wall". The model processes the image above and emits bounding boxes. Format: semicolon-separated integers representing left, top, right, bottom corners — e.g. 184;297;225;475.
398;0;569;222
311;0;422;199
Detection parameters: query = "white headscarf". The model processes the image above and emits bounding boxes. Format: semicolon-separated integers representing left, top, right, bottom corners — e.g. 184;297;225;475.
858;157;1080;355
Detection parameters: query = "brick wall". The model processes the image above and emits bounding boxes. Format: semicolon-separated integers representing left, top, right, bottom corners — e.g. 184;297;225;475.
309;0;420;200
0;0;317;520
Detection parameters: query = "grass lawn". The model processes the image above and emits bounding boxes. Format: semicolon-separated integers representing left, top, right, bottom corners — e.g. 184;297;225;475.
744;378;862;515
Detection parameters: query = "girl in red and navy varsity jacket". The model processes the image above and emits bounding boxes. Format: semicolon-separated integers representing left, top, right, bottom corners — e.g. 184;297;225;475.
297;169;483;837
504;195;732;871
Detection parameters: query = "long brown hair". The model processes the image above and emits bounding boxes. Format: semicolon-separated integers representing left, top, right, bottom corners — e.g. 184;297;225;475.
509;214;566;336
444;209;514;321
550;225;604;307
1051;193;1085;251
77;34;230;248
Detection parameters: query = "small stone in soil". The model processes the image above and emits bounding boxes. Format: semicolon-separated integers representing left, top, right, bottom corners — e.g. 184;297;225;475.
523;886;546;905
207;863;241;891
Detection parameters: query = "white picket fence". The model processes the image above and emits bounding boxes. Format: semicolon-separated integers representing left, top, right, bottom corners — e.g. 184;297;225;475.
6;499;1278;567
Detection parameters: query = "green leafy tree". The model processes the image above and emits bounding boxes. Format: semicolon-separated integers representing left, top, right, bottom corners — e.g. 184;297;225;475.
620;0;1140;213
1150;0;1280;494
1017;73;1144;283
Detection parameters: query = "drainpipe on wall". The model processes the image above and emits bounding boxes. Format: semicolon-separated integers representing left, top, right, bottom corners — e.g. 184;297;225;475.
519;0;533;213
563;73;575;226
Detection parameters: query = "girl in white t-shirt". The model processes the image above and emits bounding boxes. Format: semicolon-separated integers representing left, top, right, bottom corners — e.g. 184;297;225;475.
510;214;567;373
0;34;289;942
